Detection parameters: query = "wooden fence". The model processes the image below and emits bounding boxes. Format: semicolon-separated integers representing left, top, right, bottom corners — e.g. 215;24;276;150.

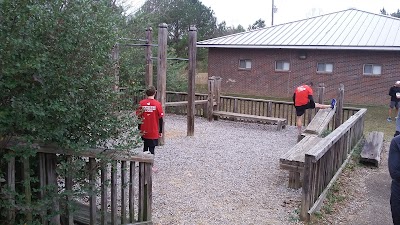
2;141;154;225
142;91;359;128
300;108;367;220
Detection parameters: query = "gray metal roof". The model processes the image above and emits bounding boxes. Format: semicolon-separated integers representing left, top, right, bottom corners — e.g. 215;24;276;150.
197;9;400;51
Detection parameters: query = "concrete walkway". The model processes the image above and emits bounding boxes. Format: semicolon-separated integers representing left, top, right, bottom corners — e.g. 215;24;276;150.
348;141;392;225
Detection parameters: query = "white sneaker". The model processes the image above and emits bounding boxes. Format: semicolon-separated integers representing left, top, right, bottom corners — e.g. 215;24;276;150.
144;151;151;154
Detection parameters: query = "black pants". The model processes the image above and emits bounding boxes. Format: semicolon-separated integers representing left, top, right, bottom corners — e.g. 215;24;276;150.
392;182;400;225
142;137;158;155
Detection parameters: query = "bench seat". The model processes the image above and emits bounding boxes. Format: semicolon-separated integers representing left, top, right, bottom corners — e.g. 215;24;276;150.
212;111;287;131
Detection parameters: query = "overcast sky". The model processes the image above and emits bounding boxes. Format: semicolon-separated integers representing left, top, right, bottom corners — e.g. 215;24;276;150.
124;0;400;27
200;0;400;27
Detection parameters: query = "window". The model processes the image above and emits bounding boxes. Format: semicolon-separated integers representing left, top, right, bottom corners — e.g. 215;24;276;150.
275;61;290;71
317;63;333;73
239;59;252;69
363;64;381;75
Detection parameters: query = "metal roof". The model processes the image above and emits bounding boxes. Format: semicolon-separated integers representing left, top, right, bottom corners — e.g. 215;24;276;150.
197;9;400;51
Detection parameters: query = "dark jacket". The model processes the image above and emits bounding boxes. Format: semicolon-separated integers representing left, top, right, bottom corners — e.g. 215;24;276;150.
389;86;400;102
389;136;400;224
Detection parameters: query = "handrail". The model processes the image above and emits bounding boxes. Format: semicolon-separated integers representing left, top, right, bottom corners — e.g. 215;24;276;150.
300;108;367;221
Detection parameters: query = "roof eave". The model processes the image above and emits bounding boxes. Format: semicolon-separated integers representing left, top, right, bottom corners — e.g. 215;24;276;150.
196;44;400;51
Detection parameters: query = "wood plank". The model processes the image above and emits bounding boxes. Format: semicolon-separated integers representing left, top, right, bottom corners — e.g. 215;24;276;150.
280;135;322;164
303;107;336;135
89;158;96;225
360;131;384;167
111;163;118;225
165;99;208;107
213;111;286;123
7;156;16;224
121;161;128;224
129;161;136;223
101;164;108;225
306;108;367;160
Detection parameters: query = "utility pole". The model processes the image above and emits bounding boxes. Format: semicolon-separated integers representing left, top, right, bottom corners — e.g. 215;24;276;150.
271;0;277;26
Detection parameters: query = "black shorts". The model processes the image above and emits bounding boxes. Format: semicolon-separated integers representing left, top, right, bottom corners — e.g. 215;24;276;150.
295;101;316;116
141;137;158;147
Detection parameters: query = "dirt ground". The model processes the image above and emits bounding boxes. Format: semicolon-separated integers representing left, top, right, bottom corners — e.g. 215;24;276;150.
312;141;393;225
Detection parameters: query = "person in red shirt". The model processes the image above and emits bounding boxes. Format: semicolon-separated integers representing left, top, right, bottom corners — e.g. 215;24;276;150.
293;82;336;136
136;86;164;171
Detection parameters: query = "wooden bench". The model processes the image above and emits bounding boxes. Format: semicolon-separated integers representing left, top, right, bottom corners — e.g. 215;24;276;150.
280;135;323;188
360;131;384;167
280;107;336;188
212;111;287;131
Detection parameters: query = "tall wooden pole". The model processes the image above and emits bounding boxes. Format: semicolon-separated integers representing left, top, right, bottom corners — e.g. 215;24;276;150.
335;84;344;129
187;26;197;136
145;27;153;87
157;23;167;145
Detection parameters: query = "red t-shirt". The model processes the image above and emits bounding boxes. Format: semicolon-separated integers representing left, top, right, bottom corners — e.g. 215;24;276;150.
294;85;313;106
136;98;164;139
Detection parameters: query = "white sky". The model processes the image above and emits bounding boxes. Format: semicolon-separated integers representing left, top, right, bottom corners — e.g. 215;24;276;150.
200;0;400;27
124;0;400;27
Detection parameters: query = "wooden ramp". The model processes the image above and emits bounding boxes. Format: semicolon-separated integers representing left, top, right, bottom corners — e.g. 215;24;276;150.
303;107;336;136
280;135;323;189
360;131;384;167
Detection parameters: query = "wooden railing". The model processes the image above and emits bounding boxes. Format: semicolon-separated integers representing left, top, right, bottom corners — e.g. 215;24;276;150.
129;90;359;127
300;108;367;221
3;142;154;225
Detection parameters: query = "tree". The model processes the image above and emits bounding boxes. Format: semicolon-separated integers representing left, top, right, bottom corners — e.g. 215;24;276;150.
0;0;140;221
134;0;218;58
391;9;400;18
380;7;388;15
248;19;266;31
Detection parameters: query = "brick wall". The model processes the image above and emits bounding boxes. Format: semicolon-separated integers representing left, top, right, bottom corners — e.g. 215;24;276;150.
208;48;400;106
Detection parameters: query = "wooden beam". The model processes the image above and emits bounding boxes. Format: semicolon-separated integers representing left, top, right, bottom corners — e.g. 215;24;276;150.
157;23;167;145
145;27;153;86
165;100;207;107
187;25;197;136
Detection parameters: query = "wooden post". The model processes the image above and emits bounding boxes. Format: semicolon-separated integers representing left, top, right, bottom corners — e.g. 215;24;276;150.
23;157;32;223
317;83;325;104
335;84;344;129
39;153;48;225
129;162;135;223
215;76;222;111
47;154;61;225
145;27;153;86
300;154;313;221
89;158;96;225
207;77;215;121
187;25;197;136
111;163;117;225
65;156;74;225
100;163;108;225
157;23;167;145
121;161;127;224
7;155;15;224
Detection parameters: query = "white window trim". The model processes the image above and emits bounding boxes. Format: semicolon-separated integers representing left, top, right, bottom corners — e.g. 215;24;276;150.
275;60;290;71
317;62;334;73
239;59;252;70
363;64;382;76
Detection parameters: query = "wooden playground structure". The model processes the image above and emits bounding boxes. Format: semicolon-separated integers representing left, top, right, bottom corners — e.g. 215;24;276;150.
2;21;368;224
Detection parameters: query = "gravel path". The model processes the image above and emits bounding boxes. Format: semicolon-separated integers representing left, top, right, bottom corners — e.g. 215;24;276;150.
151;115;302;224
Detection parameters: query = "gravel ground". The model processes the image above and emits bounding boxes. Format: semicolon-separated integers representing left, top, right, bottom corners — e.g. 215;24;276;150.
151;114;303;225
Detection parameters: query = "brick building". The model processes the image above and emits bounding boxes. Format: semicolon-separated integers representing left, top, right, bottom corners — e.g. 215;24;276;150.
197;9;400;106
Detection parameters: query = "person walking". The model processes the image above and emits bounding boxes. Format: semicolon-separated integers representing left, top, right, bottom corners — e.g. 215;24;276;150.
136;85;164;172
389;135;400;225
293;82;336;138
388;81;400;122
